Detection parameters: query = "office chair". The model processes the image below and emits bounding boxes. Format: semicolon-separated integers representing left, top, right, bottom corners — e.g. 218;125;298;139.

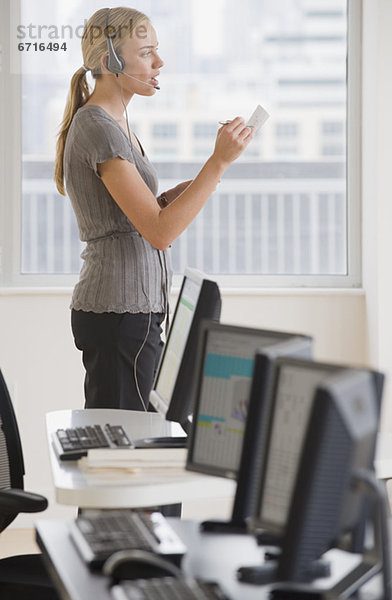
0;368;59;600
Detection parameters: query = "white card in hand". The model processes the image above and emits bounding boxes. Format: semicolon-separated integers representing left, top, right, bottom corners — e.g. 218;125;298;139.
246;104;270;132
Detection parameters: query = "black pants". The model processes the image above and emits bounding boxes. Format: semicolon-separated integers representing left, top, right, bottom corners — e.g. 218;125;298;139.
72;310;182;517
71;310;165;411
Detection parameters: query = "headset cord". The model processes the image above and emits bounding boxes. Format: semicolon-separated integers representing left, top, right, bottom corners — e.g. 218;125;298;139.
133;310;151;413
119;81;148;411
119;81;136;164
158;250;170;338
119;81;169;412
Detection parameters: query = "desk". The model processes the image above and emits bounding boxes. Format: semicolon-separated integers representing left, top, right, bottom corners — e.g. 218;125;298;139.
35;518;382;600
46;410;235;508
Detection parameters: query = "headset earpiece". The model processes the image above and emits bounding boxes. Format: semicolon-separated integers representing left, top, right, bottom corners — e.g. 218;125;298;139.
104;8;125;75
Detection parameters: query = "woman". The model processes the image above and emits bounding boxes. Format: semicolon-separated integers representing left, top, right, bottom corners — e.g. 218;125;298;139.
54;7;254;411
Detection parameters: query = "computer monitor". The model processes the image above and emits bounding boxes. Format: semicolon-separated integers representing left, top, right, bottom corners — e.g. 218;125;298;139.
149;267;221;433
185;321;312;531
239;358;383;594
277;368;380;585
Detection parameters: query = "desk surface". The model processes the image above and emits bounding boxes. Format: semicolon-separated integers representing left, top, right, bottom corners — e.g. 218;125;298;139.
46;410;235;508
36;518;382;600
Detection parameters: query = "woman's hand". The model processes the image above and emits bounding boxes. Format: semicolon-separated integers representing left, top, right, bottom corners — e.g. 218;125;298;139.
212;117;254;169
157;180;193;207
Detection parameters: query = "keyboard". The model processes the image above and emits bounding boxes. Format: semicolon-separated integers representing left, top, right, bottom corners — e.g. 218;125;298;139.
69;510;186;570
52;423;132;460
111;577;230;600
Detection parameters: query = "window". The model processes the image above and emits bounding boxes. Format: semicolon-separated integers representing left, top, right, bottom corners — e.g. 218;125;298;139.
1;0;360;287
322;121;345;135
275;147;299;157
321;144;345;156
193;123;217;138
152;123;178;139
276;123;299;138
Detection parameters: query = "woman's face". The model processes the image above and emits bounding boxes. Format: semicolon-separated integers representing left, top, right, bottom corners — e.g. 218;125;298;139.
118;21;164;95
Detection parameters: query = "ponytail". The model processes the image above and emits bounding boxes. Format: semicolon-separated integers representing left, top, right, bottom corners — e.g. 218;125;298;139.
54;67;91;196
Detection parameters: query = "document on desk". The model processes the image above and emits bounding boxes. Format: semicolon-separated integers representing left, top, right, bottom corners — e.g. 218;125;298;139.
85;447;185;464
80;448;186;470
78;448;188;485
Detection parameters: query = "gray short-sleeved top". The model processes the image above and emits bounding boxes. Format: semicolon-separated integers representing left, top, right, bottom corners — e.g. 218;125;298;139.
64;105;172;314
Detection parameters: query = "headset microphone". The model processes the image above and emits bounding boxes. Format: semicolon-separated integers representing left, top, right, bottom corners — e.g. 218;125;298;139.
121;71;160;90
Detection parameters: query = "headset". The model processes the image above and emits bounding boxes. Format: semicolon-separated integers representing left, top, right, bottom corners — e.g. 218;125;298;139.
104;8;160;89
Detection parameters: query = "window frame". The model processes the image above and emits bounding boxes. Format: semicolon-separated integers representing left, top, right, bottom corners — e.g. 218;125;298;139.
0;0;362;289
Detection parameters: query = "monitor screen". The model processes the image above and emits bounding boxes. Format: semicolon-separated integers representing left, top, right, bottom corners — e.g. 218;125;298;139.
149;267;221;430
255;359;341;536
186;322;312;480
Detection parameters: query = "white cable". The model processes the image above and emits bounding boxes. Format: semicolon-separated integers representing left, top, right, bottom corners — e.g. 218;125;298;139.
118;81;159;413
118;79;149;411
119;81;136;163
133;311;152;412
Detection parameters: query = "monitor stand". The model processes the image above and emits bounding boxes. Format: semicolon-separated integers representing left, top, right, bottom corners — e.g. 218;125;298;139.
237;472;391;599
133;420;190;449
200;471;249;533
199;481;279;535
200;518;248;534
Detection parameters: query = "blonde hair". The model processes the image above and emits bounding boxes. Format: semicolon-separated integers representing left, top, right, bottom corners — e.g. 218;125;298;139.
54;7;150;195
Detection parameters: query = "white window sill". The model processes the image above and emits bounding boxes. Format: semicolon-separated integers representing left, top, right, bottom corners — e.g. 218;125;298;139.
0;287;366;297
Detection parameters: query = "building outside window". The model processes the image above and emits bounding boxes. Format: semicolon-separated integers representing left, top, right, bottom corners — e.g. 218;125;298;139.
152;123;178;139
276;123;299;138
193;123;217;138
